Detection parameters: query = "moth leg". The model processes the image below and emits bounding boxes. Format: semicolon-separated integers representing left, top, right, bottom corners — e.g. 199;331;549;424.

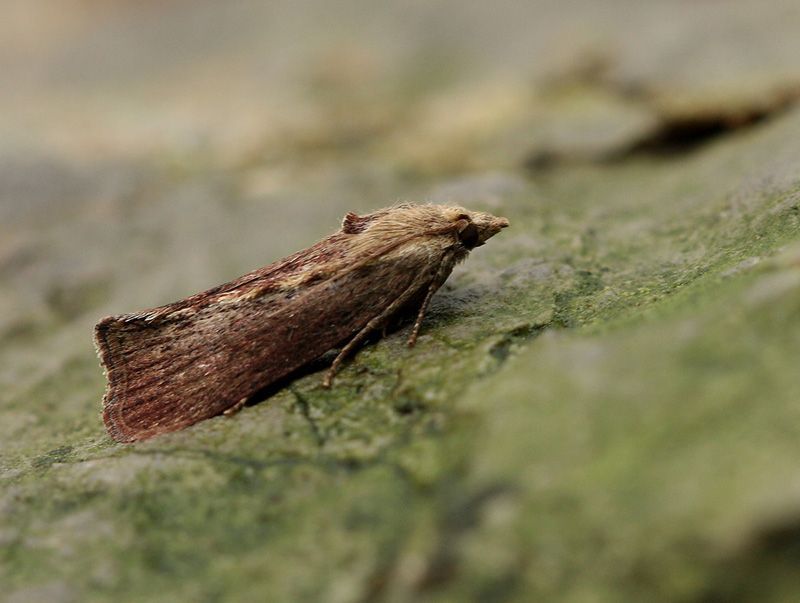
223;396;248;417
407;280;443;347
323;280;427;388
407;252;457;347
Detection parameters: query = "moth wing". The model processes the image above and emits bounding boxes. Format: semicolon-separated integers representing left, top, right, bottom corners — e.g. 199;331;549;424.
96;247;434;442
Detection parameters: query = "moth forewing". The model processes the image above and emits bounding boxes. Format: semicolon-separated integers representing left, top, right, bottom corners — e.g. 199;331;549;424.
95;203;508;442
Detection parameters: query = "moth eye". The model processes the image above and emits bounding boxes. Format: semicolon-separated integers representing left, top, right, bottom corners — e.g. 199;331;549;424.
456;213;470;222
458;223;480;249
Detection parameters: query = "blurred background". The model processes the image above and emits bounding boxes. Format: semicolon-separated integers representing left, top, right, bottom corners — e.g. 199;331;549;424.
3;1;800;601
3;0;800;348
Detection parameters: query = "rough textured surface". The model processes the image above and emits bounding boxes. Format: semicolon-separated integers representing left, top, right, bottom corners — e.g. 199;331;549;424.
2;2;800;601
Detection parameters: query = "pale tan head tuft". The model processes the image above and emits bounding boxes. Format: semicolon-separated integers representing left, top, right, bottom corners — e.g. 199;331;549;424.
340;203;509;254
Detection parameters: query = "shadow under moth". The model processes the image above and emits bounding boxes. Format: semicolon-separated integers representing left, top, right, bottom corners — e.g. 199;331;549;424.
95;203;509;442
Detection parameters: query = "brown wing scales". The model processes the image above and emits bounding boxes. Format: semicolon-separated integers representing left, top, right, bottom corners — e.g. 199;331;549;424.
96;254;429;442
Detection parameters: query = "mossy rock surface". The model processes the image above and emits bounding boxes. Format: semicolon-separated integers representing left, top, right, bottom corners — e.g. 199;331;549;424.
2;2;800;602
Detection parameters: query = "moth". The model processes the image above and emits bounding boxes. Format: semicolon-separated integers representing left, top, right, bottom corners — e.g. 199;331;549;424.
95;203;509;442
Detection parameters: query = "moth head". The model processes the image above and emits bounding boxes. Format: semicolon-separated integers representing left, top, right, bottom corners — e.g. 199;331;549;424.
446;207;510;250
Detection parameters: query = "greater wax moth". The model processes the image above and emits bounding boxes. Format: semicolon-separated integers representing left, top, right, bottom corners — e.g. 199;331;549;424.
95;203;509;442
